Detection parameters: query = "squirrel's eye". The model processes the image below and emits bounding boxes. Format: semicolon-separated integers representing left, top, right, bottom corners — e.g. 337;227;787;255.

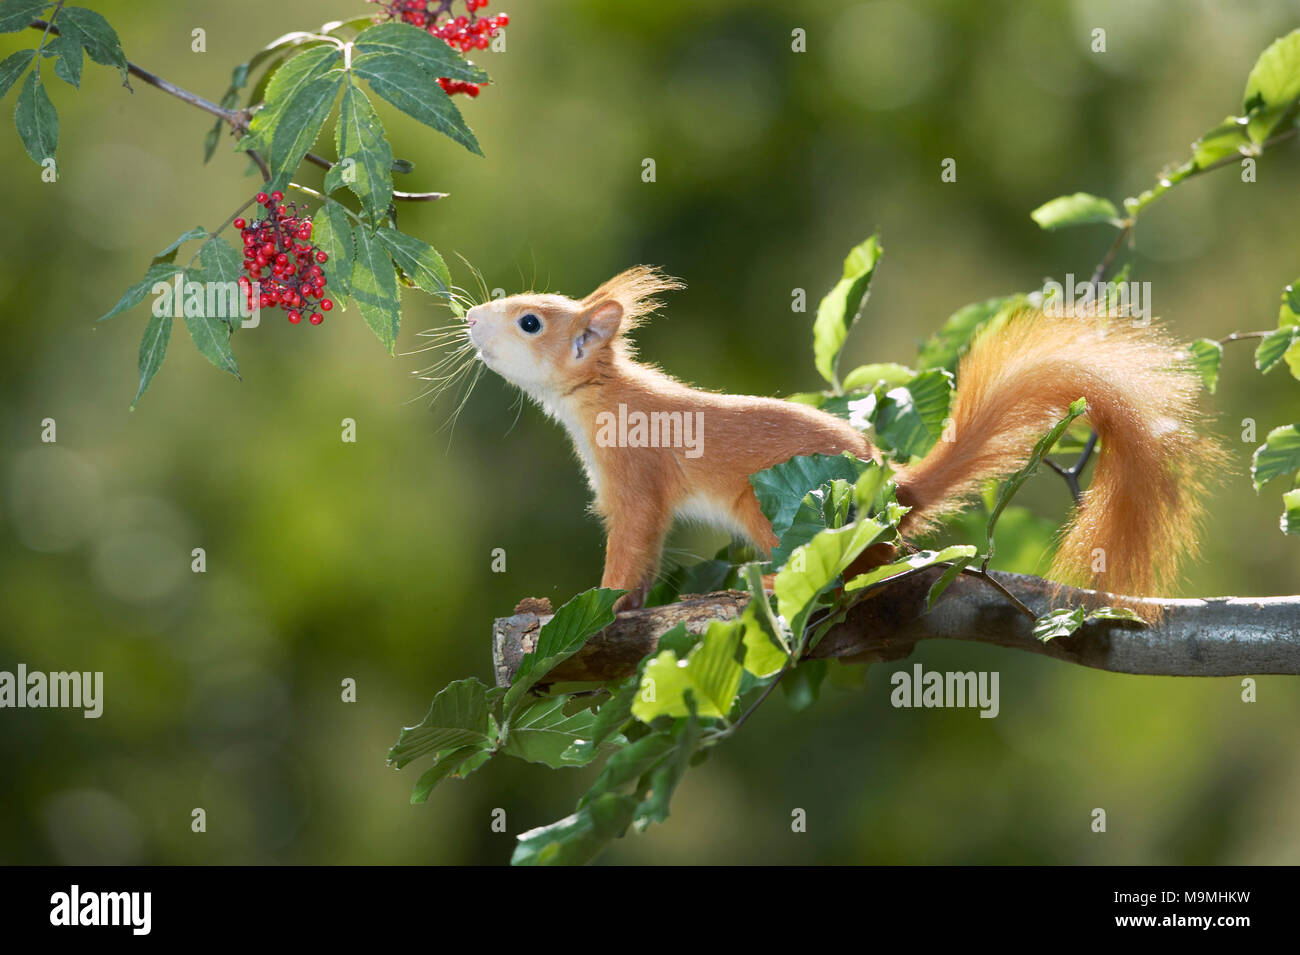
518;313;542;334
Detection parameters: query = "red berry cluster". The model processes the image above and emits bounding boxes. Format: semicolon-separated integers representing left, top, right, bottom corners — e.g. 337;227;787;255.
235;191;333;326
371;1;509;95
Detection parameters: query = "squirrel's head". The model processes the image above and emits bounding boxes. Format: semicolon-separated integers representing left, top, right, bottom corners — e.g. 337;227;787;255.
466;266;684;397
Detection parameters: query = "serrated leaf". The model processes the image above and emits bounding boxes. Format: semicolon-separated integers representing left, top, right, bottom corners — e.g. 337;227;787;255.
97;262;183;322
633;619;744;722
1252;424;1300;489
0;47;33;98
192;237;246;332
312;201;354;302
353;21;488;83
578;731;677;809
512;792;638;867
1243;29;1300;143
410;744;483;804
180;273;240;378
15;70;56;163
739;604;788;678
350;225;402;352
870;369;954;461
374;227;449;297
266;71;343;191
563;675;639;763
352;51;482;155
240;45;341;154
749;451;873;543
1086;606;1147;626
502;696;616;768
813;235;882;388
59;5;128;82
152;226;208;266
1187;338;1223;393
503;588;623;717
634;716;700;827
333;80;393;216
1030;192;1121;231
1256;326;1299;373
387;678;494;769
0;0;50;34
131;313;171;409
49;33;82;87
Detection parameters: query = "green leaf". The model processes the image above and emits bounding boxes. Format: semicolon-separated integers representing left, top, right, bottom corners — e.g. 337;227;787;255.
1034;607;1084;642
333;80;393;217
1256;326;1299;373
351;51;482;155
1029;192;1122;231
774;509;893;640
562;675;639;763
926;552;974;609
240;45;341;154
750;451;873;543
131;312;171;409
266;71;343;190
502;588;623;717
58;6;128;82
49;33;82;88
813;235;882;388
1187;338;1223;393
1252;424;1300;489
511;792;638;866
191;236;245;330
1192;116;1251;167
97;262;183;322
579;731;677;808
312;201;354;302
1280;280;1300;327
501;696;616;768
152;226;209;266
985;397;1087;563
768;480;853;569
350;225;402;353
739;604;788;678
180;275;240;378
916;295;1026;373
386;678;494;769
374;227;450;297
0;0;51;34
1282;488;1300;536
845;544;977;593
352;21;488;83
841;362;914;392
1086;606;1147;626
0;47;33;98
633;619;745;721
14;70;56;163
410;744;483;804
868;369;954;461
1243;29;1300;143
634;716;700;827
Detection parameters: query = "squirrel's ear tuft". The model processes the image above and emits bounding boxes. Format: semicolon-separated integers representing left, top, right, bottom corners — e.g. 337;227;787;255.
573;300;623;359
582;265;685;331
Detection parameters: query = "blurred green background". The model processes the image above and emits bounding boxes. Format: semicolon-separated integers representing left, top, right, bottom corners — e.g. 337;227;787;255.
2;0;1298;865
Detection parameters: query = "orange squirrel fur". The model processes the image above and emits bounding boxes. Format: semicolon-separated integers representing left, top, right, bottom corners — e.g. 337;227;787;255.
466;266;1217;612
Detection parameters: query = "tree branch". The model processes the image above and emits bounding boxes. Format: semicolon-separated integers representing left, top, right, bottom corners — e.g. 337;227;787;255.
492;570;1300;686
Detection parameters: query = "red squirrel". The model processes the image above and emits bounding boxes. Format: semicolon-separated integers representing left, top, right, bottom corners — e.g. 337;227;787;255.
465;266;1215;613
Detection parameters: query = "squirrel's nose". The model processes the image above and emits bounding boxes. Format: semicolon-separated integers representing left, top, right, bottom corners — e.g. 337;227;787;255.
465;305;481;326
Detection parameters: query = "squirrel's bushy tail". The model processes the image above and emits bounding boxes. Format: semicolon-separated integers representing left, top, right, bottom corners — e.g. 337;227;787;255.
896;308;1219;603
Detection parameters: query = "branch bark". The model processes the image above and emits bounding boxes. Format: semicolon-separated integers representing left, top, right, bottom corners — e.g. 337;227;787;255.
492;569;1300;686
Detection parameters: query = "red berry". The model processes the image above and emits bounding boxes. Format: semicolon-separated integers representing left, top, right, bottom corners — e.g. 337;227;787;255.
287;310;301;324
233;217;246;229
270;190;284;202
309;313;323;325
321;299;333;311
315;251;328;263
255;192;269;205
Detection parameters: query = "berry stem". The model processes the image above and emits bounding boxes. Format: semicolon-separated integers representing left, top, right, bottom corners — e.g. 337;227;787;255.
287;183;367;226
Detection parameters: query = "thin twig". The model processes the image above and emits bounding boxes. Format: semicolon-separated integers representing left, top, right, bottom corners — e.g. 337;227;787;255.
959;567;1038;620
1219;330;1273;345
303;152;449;200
